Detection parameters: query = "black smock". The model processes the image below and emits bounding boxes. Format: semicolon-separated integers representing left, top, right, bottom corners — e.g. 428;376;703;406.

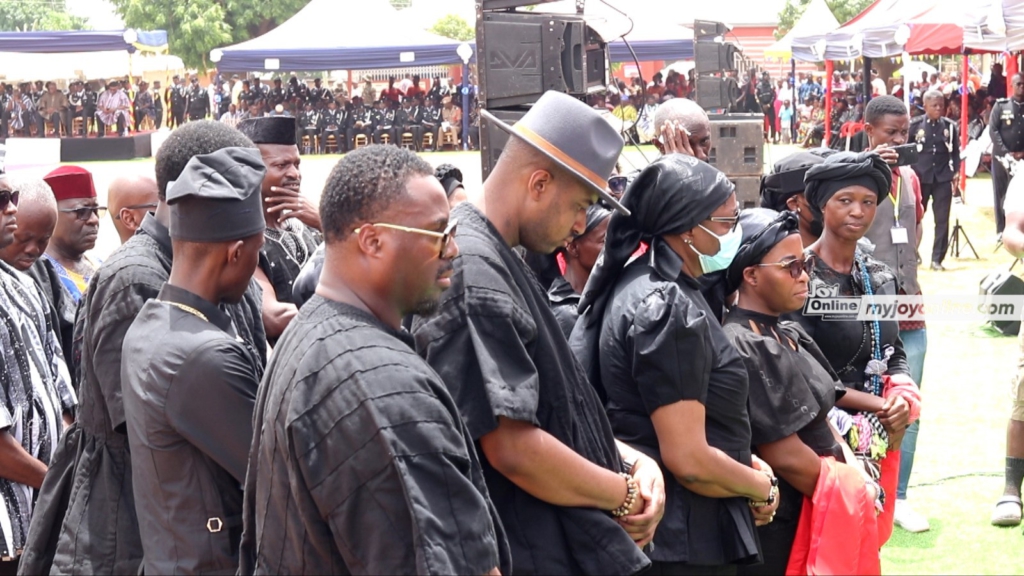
258;221;321;306
547;275;580;340
789;250;910;390
17;215;267;576
724;308;846;576
24;257;76;383
412;203;650;576
583;239;760;569
239;297;511;576
121;284;261;575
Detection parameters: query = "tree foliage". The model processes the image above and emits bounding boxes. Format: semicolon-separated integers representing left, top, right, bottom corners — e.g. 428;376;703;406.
108;0;312;70
429;14;474;42
775;0;873;39
0;0;88;32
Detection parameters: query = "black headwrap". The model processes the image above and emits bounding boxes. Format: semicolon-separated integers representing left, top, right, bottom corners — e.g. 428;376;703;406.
724;209;801;295
434;163;464;198
580;204;612;238
803;151;892;220
759;148;835;211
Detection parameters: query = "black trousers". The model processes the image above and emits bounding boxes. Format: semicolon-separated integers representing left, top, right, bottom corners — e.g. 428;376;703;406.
993;155;1010;234
0;558;18;576
400;125;425;150
70;108;89;135
648;562;738;576
153;106;163;129
170;106;185;128
321;128;342;152
95;114;125;137
373;127;396;145
762;104;777;141
922;180;953;264
299;128;319;153
346;126;372;150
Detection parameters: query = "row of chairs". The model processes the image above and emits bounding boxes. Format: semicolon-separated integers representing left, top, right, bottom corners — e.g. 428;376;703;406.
300;130;461;154
25;115;155;138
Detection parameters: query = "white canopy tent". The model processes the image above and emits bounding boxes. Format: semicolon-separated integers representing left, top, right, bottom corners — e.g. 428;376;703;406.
764;0;841;60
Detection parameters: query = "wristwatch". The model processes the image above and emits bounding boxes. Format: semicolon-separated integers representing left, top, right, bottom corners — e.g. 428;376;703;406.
621;454;639;475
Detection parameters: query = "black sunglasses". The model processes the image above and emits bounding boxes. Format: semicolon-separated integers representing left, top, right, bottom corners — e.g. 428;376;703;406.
755;254;815;279
0;190;20;211
608;175;628;196
59;206;108;221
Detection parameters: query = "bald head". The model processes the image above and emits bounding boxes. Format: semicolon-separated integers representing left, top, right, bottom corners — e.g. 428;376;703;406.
652;98;712;161
0;176;58;271
108;174;159;244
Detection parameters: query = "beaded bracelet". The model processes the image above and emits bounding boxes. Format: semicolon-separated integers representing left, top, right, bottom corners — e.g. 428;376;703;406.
611;473;640;518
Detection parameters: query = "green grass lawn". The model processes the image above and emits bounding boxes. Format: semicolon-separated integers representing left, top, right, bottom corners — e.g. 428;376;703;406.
59;144;1024;574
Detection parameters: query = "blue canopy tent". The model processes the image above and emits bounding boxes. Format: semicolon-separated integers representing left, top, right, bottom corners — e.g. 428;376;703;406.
609;39;692;62
213;0;469;71
0;29;167;54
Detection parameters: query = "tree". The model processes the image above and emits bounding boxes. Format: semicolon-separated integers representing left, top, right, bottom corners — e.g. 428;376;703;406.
0;0;88;31
429;14;474;42
108;0;312;70
775;0;873;39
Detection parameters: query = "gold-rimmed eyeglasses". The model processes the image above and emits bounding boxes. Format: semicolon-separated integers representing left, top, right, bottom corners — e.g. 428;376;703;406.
353;219;458;258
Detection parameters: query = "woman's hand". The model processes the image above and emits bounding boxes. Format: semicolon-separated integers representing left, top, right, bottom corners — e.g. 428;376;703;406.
749;455;780;526
618;454;666;548
877;394;910;434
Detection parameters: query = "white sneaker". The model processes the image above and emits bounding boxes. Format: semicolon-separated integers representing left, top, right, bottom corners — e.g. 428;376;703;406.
895;500;931;533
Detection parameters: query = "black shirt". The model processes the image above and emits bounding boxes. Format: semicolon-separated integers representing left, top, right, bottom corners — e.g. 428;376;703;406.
122;284;260;575
547;275;580;340
239;297;511;575
910;115;960;184
19;215;267;576
412;203;650;575
725;307;845;576
584;239;760;566
789;250;910;391
258;221;321;306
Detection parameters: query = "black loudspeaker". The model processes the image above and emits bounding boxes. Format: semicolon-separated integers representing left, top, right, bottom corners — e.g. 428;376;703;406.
478;11;608;108
695;42;738;74
482;0;563;10
696;77;739;109
479;108;527;181
980;270;1024;336
694;19;729;39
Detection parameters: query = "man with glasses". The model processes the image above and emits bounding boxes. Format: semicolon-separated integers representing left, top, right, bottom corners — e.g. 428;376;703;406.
107;174;160;245
42;166;103;304
240;145;509;575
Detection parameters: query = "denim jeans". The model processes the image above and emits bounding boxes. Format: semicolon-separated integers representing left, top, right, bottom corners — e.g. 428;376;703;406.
897;328;927;500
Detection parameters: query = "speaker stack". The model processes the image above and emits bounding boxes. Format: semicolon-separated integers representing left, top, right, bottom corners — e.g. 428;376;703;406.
476;0;609;179
694;20;763;208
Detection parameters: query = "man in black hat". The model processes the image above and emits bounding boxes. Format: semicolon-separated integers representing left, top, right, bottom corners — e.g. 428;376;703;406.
910;89;960;271
395;96;425;151
372;98;397;145
239;144;511;575
186;76;210;122
122;147;267;575
237;116;322;340
16;121;269;576
411;91;664;575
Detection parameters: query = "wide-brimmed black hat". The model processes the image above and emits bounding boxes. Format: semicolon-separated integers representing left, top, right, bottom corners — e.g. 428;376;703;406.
481;91;627;215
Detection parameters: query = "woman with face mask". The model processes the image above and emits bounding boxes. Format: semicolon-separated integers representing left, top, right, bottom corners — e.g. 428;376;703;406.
571;155;778;576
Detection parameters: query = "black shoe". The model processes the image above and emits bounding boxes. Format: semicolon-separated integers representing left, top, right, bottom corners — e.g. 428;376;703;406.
930;262;945;271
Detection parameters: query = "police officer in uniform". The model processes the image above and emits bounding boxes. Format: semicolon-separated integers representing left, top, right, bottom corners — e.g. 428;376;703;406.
252;77;270;109
394;96;425;151
169;75;187;128
268;78;287;111
346;96;373;150
186;76;210;122
372;99;397;145
420;95;441;151
67;81;86;136
237;80;255;113
307;77;332;110
320;98;345;153
910;89;961;270
990;73;1024;237
298;103;321;154
82;81;98;134
152;80;164;129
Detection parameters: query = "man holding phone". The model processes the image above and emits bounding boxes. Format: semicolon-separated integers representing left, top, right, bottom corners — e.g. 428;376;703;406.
909;90;961;271
864;95;931;535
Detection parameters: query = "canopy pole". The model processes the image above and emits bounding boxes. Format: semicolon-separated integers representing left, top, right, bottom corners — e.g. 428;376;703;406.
462;62;470;151
902;52;911;109
791;57;797;142
825;59;834;145
960;54;969;193
347;71;353;103
863;57;873;104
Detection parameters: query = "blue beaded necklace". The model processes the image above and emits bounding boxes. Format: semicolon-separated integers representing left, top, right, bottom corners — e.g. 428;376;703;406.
856;251;884;396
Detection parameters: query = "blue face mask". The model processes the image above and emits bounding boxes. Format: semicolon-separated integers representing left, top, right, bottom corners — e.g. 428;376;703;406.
689;222;743;274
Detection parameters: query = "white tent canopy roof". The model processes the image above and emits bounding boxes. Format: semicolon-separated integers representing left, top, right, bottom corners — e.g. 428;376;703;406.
764;0;841;60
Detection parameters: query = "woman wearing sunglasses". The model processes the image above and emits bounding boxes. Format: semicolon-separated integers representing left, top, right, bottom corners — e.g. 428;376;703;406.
793;151;922;547
572;155;777;575
722;209;880;574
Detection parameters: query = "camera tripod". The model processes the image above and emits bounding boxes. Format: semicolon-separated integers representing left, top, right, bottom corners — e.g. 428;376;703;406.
948;217;978;259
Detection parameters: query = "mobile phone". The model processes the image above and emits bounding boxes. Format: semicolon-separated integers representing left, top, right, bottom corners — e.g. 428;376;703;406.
893;143;919;166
